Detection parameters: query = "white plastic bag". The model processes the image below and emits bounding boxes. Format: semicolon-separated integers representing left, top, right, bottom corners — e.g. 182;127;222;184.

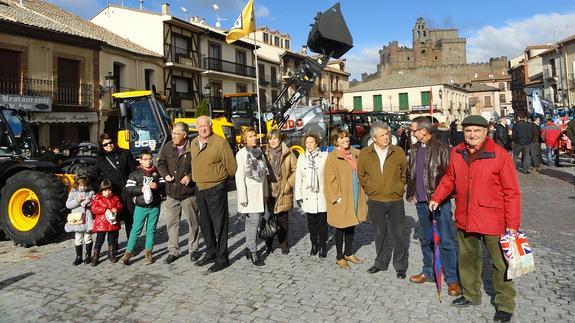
142;177;153;204
500;231;535;279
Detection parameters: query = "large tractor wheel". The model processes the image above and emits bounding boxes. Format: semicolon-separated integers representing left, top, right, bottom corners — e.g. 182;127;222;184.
0;170;67;246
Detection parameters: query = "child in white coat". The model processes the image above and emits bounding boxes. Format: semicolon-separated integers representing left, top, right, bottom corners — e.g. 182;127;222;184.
65;177;95;265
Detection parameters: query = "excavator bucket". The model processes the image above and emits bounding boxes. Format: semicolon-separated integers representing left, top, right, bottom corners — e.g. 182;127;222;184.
306;2;353;59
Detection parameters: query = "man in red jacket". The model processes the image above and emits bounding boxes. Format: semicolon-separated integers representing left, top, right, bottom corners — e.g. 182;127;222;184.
429;115;521;323
541;119;562;167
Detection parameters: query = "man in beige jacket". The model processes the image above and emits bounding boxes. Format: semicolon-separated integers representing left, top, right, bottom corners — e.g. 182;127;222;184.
191;116;237;273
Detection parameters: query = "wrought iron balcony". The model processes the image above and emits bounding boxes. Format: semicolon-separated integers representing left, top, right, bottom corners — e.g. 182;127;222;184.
0;77;92;107
203;57;256;78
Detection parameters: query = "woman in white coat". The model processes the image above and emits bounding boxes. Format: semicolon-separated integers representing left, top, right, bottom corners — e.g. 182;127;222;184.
295;132;328;258
235;127;268;266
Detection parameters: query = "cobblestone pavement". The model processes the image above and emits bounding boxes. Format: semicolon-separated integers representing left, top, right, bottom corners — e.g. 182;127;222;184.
0;163;573;322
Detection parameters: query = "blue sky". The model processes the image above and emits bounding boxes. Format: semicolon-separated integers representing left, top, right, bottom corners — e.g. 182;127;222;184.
51;0;575;80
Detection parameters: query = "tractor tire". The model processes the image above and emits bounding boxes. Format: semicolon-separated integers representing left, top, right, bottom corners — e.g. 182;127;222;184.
0;170;67;247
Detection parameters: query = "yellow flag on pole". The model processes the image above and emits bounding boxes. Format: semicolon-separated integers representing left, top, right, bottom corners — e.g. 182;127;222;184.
225;0;255;44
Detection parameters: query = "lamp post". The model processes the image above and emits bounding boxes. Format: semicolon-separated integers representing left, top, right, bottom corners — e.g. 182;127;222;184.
105;72;115;107
438;88;444;121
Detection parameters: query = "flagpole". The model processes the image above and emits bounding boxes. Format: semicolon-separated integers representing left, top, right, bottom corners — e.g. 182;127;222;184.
251;6;263;145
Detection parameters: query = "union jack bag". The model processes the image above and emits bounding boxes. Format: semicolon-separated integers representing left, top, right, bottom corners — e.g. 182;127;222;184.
499;231;535;279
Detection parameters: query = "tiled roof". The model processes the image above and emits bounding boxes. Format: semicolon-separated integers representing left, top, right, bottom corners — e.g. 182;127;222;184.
0;0;160;57
464;83;500;92
345;73;439;93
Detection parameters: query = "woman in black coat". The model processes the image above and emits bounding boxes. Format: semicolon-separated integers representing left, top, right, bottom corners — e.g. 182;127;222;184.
92;133;137;239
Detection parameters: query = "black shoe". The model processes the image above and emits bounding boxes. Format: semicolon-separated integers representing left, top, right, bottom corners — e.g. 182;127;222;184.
195;255;216;267
318;244;327;258
310;244;318;256
367;266;383;274
493;311;513;322
265;242;274;254
84;243;93;264
73;245;83;266
281;248;290;255
163;254;179;264
396;272;406;279
207;261;230;273
251;252;265;267
451;296;474;307
189;251;201;262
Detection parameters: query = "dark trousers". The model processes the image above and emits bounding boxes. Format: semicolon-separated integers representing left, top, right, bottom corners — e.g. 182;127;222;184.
196;182;229;264
514;144;531;172
266;197;289;251
307;212;328;247
530;142;542;168
368;199;408;274
94;230;119;252
335;226;355;260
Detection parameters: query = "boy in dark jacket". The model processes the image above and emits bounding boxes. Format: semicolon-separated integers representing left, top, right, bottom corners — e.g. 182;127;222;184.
120;150;165;265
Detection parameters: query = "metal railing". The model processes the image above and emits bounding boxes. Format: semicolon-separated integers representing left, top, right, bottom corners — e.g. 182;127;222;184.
203;57;256;78
165;45;203;68
0;77;92;107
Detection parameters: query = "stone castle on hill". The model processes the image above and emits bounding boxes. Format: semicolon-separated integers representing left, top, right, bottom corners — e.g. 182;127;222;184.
354;17;509;86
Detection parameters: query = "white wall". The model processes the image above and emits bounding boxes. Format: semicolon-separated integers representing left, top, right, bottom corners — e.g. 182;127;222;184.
91;7;166;55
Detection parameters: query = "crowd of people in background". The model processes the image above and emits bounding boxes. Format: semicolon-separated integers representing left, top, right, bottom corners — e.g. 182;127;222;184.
53;110;575;323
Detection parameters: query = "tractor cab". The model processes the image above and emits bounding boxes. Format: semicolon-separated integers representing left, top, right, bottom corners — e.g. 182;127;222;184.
0;107;39;159
112;90;171;156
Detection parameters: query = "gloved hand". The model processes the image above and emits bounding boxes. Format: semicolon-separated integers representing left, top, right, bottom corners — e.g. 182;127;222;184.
296;199;303;208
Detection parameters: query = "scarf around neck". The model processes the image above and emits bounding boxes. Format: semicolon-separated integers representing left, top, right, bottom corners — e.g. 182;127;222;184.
338;147;357;172
245;146;268;182
306;149;320;193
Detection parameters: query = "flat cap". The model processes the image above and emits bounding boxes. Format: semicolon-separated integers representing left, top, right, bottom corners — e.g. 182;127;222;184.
461;115;488;128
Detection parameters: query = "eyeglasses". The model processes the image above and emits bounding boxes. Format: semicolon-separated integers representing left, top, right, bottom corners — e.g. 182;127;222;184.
102;142;114;147
171;131;185;136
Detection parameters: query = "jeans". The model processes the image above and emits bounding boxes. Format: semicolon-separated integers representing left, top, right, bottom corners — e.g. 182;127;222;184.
126;205;160;252
546;147;560;166
244;213;262;253
415;201;458;283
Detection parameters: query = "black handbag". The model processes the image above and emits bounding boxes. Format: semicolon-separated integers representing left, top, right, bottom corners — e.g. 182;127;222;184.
258;214;279;240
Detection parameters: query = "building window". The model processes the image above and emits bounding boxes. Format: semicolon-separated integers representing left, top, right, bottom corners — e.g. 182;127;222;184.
0;49;21;94
263;33;269;44
373;95;382;112
284;39;290;50
174;78;190;94
271;66;277;85
173;35;190;58
500;94;506;103
209;43;221;59
237;83;247;93
271;90;278;103
258;63;265;82
144;69;154;90
259;89;266;108
353;96;362;111
420;91;430;106
399;93;409;110
484;95;492;107
113;62;123;92
274;36;280;47
498;82;506;91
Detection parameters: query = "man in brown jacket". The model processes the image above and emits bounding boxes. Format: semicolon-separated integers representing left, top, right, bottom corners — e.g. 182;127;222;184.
358;121;409;278
157;122;200;264
191;116;237;273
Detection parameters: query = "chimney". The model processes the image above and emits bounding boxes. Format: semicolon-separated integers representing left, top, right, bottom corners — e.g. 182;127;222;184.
161;3;170;15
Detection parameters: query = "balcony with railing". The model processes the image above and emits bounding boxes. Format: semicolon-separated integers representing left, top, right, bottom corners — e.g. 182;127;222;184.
259;75;270;86
0;77;92;107
203;57;256;78
271;76;280;87
165;45;203;69
543;66;558;81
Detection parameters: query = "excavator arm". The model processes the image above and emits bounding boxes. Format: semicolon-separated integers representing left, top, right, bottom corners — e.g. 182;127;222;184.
264;3;353;130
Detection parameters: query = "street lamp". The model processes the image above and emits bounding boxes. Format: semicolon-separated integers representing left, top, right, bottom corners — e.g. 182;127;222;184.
105;72;115;107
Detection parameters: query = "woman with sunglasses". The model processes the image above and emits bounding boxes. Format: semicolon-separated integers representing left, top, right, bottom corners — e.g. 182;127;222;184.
92;133;137;254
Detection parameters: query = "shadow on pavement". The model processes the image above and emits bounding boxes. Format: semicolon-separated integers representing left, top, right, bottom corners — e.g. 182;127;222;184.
0;272;34;291
538;167;575;185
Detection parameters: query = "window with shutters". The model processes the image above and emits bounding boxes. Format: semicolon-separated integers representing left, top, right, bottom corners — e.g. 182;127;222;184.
373;95;382;112
353;96;362;111
399;93;409;110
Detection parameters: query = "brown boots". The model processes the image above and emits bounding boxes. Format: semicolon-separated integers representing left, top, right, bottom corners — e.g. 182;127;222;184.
144;250;153;265
91;249;100;267
120;251;132;266
108;246;118;263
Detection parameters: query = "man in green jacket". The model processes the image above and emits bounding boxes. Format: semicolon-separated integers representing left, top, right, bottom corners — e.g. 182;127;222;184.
358;121;408;278
191;116;237;273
